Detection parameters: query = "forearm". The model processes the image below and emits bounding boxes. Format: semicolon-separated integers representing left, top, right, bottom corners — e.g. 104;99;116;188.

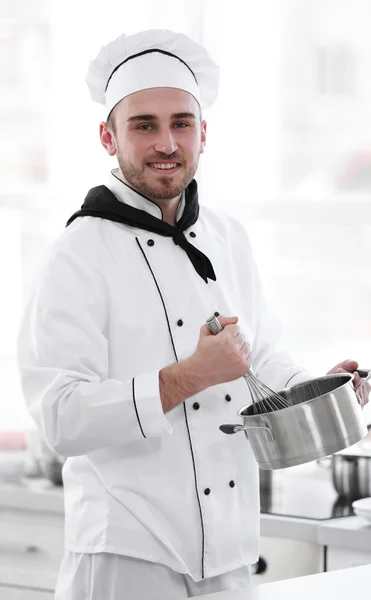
159;357;208;413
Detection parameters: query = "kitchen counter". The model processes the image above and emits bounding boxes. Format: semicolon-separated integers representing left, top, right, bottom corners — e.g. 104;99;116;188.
1;472;371;552
201;564;371;599
260;513;320;542
0;476;64;513
1;475;371;595
318;515;371;552
258;461;371;548
0;478;320;539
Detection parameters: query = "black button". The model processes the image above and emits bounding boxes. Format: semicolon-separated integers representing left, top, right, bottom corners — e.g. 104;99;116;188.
225;394;231;402
204;488;211;495
147;239;155;246
229;480;235;488
214;311;220;317
193;402;200;410
190;231;196;238
177;319;183;327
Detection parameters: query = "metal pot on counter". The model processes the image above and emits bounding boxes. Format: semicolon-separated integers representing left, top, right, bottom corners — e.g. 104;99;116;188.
39;438;65;485
25;428;65;486
318;426;371;502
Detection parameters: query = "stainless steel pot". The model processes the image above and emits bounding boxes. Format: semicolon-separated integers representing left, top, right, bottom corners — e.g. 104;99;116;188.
318;428;371;502
39;437;65;486
330;426;371;501
220;372;368;471
332;451;371;502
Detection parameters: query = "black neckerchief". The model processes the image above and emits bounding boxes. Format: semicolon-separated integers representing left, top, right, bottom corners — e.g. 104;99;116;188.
66;179;216;284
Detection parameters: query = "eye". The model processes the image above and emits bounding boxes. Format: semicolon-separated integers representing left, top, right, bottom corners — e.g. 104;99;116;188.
173;122;189;128
138;124;155;131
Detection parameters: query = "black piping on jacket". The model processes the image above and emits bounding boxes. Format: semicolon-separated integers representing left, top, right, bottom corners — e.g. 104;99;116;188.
284;371;305;387
135;237;207;579
132;377;146;438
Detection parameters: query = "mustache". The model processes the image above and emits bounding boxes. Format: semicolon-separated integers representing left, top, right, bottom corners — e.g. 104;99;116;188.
146;153;183;163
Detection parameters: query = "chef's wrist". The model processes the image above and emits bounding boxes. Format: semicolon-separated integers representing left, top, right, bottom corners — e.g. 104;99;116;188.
159;357;207;413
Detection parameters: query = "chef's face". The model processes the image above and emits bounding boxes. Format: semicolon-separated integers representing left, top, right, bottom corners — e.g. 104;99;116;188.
100;88;207;202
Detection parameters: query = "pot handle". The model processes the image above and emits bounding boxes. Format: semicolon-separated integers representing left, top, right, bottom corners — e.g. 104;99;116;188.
356;369;370;378
219;423;275;441
219;424;247;434
354;369;371;405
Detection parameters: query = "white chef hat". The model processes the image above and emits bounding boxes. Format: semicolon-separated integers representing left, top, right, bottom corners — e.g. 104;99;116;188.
86;29;220;119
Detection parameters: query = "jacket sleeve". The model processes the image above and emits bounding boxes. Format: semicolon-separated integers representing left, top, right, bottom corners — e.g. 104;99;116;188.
16;244;172;458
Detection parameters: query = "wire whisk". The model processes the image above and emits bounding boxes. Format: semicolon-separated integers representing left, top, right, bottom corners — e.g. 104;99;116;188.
206;315;291;415
242;370;291;414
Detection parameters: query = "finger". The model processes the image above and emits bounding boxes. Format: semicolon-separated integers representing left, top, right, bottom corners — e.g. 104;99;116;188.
342;360;359;373
353;372;362;389
238;337;248;351
240;338;251;353
201;316;238;337
234;331;245;343
355;380;371;406
328;359;359;374
216;315;238;329
239;339;250;353
243;350;252;369
336;369;361;388
332;370;370;408
223;324;240;339
363;383;371;406
200;323;214;337
358;388;368;408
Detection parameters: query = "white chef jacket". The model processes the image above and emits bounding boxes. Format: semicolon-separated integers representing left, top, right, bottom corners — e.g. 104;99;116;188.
17;169;313;582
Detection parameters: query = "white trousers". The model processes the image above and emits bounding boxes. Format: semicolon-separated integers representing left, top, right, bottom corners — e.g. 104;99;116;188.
54;552;252;599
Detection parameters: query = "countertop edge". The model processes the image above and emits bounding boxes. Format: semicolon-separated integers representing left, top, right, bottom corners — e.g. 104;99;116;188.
2;479;371;554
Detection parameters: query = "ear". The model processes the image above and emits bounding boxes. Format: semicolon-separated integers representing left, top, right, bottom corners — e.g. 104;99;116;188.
200;120;207;154
100;122;117;156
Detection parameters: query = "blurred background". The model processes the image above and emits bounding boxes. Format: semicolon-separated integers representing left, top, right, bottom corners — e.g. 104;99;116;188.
1;0;371;433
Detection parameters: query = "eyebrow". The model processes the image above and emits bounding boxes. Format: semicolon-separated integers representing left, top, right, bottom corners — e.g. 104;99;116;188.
127;112;196;122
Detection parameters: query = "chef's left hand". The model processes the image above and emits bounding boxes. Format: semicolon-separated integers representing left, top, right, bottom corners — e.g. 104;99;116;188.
327;359;370;407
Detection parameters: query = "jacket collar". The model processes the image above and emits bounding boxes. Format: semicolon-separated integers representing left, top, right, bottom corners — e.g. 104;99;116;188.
107;169;186;222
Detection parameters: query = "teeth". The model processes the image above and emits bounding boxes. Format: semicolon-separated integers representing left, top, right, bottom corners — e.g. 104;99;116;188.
151;163;178;170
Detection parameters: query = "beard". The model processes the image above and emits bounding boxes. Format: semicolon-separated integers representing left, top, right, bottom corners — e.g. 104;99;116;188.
116;149;199;201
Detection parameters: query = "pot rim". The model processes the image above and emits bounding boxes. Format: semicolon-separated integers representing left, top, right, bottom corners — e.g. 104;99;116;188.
237;372;355;421
334;443;371;459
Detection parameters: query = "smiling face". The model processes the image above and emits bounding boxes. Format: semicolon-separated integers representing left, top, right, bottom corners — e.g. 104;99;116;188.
100;87;207;204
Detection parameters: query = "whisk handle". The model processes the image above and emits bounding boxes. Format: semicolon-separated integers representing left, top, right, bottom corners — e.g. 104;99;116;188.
206;315;251;381
206;315;223;335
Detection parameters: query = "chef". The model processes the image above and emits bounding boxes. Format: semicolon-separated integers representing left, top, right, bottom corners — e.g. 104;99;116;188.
16;29;367;599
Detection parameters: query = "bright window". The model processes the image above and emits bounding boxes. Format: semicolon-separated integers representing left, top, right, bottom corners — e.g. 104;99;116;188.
1;0;370;429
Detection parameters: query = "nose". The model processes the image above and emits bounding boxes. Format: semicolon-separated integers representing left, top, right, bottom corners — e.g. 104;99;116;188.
154;128;178;155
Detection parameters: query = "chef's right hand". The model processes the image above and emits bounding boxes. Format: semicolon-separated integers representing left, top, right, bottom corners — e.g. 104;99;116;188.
190;315;252;387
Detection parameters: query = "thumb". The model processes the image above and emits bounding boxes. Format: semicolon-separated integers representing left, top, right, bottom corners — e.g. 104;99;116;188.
200;315;238;337
328;359;359;374
216;315;239;329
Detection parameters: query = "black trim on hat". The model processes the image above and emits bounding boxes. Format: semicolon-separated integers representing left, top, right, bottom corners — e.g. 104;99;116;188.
105;48;198;92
